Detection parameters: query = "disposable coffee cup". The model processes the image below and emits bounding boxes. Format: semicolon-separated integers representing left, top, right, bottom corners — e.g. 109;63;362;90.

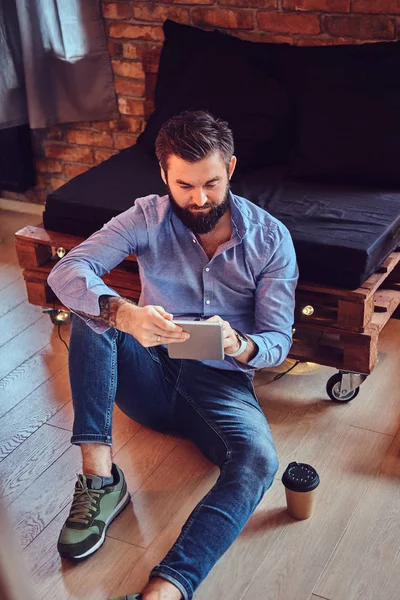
282;462;320;520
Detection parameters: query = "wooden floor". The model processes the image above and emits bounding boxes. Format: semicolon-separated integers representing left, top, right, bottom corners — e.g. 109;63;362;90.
1;208;400;600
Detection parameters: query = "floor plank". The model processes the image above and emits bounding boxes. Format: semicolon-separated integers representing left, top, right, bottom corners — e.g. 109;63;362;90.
108;437;210;548
0;277;28;318
109;427;178;503
0;366;70;461
257;337;398;482
0;315;58;380
255;358;332;410
0;261;24;291
263;390;357;480
193;480;292;600
0;424;71;507
256;361;351;480
0;300;43;348
238;426;393;600
378;547;400;600
0;496;37;600
7;445;82;549
0;238;20;264
0;343;68;418
314;430;400;600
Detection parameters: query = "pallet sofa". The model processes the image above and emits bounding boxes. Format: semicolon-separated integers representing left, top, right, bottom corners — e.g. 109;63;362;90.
16;20;400;401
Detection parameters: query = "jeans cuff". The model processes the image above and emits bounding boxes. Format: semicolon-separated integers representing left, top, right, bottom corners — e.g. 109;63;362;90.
150;565;193;600
70;434;112;446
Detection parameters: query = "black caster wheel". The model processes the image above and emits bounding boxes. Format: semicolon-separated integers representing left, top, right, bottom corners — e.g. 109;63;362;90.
326;373;360;402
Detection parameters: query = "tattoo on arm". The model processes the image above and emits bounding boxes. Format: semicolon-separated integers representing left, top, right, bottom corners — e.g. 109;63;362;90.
75;295;136;328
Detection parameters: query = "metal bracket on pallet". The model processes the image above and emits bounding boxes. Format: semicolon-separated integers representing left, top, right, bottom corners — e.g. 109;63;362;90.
339;371;368;394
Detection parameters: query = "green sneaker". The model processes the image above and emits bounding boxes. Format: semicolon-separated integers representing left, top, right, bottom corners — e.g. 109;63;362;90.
108;596;142;600
58;463;130;560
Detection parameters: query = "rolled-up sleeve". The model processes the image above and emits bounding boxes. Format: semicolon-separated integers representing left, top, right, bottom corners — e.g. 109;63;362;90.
47;203;148;329
245;224;298;370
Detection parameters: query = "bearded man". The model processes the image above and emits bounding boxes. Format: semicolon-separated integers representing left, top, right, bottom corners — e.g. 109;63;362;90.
48;110;298;600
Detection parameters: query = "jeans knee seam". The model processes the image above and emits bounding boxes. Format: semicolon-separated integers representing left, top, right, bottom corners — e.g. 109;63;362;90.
175;381;232;464
170;359;183;409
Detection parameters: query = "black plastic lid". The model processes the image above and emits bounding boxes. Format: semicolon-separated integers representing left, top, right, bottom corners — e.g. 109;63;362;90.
282;462;320;492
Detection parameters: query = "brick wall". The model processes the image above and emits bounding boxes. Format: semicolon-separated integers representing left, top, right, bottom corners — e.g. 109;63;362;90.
3;0;400;206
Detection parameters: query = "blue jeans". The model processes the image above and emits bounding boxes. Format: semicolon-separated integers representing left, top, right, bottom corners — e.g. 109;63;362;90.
69;315;279;600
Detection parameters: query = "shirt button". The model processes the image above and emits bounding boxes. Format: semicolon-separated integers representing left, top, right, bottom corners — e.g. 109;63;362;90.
205;267;210;272
206;300;211;305
193;239;197;243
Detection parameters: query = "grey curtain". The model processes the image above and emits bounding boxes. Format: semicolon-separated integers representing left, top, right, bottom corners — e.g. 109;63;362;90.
0;0;118;130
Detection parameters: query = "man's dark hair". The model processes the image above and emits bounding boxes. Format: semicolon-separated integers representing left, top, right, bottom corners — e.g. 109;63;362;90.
155;110;234;173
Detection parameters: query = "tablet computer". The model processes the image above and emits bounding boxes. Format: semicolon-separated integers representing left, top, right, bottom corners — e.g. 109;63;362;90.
167;320;224;360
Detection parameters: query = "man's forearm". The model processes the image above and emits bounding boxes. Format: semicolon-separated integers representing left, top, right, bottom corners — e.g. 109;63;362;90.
75;295;136;329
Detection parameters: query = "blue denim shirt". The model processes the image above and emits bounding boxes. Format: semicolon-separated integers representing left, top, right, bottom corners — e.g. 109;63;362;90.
48;192;298;373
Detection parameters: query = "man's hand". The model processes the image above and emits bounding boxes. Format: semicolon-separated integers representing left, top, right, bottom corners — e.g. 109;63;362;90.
116;301;189;347
205;315;240;354
76;296;189;347
206;315;257;364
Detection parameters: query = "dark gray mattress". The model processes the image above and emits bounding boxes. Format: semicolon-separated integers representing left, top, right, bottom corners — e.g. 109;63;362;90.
261;180;400;288
43;144;400;289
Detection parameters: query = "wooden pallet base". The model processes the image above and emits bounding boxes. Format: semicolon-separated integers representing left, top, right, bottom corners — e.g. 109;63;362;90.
295;250;400;333
292;258;400;373
15;225;400;375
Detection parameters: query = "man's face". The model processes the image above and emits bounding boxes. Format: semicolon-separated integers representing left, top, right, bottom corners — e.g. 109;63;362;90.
161;152;236;234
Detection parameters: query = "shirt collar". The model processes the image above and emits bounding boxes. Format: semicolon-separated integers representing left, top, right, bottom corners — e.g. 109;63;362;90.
229;192;247;240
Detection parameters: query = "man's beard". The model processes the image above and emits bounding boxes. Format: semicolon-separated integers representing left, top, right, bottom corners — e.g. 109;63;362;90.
168;183;231;234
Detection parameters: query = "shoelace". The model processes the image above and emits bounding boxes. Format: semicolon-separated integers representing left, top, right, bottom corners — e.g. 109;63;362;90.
68;474;105;525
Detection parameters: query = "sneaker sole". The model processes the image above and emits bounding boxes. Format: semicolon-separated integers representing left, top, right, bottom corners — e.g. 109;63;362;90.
59;490;131;561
